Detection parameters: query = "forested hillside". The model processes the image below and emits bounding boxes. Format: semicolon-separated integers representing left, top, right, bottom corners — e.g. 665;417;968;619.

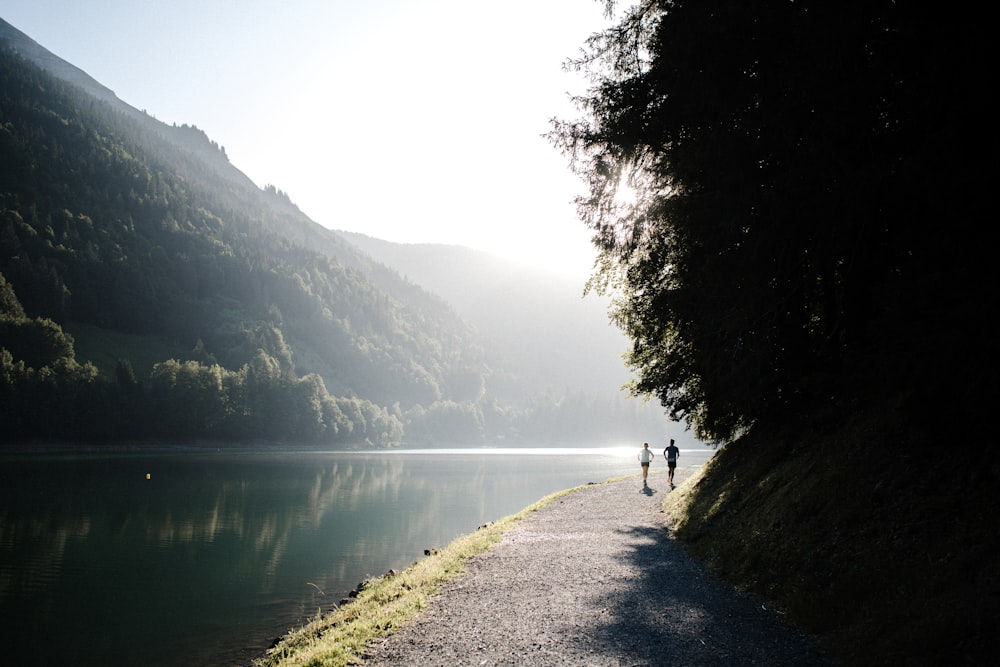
338;232;631;395
0;22;664;447
0;45;459;444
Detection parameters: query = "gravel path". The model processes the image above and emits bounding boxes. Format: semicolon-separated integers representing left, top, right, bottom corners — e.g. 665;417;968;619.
362;469;832;666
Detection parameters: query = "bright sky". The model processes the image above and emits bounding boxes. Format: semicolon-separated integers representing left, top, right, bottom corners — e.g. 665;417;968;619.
1;0;613;278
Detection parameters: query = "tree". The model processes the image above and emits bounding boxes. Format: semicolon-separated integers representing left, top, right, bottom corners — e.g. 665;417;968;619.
550;1;991;442
0;315;76;369
0;272;25;318
115;358;138;390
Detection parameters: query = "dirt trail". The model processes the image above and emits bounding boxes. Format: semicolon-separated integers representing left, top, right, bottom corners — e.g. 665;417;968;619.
362;468;831;666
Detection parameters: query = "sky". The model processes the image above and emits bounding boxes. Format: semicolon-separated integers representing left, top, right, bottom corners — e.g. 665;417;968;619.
1;0;615;278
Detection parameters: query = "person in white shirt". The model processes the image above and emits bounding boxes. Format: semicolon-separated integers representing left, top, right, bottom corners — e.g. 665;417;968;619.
638;442;654;484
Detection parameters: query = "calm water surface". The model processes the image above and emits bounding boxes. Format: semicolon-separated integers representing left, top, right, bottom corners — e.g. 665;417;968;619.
0;446;714;666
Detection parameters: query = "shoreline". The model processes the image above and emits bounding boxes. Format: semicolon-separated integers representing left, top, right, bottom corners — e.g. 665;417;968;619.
248;478;598;667
252;465;825;667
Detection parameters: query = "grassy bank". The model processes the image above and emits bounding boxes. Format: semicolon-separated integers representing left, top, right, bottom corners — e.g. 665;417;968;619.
251;481;616;667
662;414;999;665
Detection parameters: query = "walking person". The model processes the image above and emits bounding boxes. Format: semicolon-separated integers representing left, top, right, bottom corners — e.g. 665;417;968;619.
663;438;680;487
638;442;654;484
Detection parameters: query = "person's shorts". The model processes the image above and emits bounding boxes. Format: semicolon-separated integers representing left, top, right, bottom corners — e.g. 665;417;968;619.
641;462;650;468
668;461;676;470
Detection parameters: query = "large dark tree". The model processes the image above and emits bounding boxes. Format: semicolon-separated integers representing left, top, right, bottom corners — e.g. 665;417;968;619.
551;1;991;441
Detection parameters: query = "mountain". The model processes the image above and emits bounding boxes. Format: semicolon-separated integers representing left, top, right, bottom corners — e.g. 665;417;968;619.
0;17;668;447
337;232;631;396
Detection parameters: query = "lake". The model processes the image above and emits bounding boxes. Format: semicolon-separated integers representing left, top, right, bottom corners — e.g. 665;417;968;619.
0;446;715;666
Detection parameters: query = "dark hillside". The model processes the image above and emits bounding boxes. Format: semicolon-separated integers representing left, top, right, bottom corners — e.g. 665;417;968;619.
666;410;999;664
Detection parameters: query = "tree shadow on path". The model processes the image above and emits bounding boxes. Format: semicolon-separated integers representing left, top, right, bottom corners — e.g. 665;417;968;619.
576;478;832;666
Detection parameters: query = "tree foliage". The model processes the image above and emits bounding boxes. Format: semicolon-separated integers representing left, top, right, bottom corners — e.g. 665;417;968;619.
0;305;403;445
551;1;991;441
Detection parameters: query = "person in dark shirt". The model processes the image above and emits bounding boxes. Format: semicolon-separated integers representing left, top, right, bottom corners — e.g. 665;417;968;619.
663;439;679;487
